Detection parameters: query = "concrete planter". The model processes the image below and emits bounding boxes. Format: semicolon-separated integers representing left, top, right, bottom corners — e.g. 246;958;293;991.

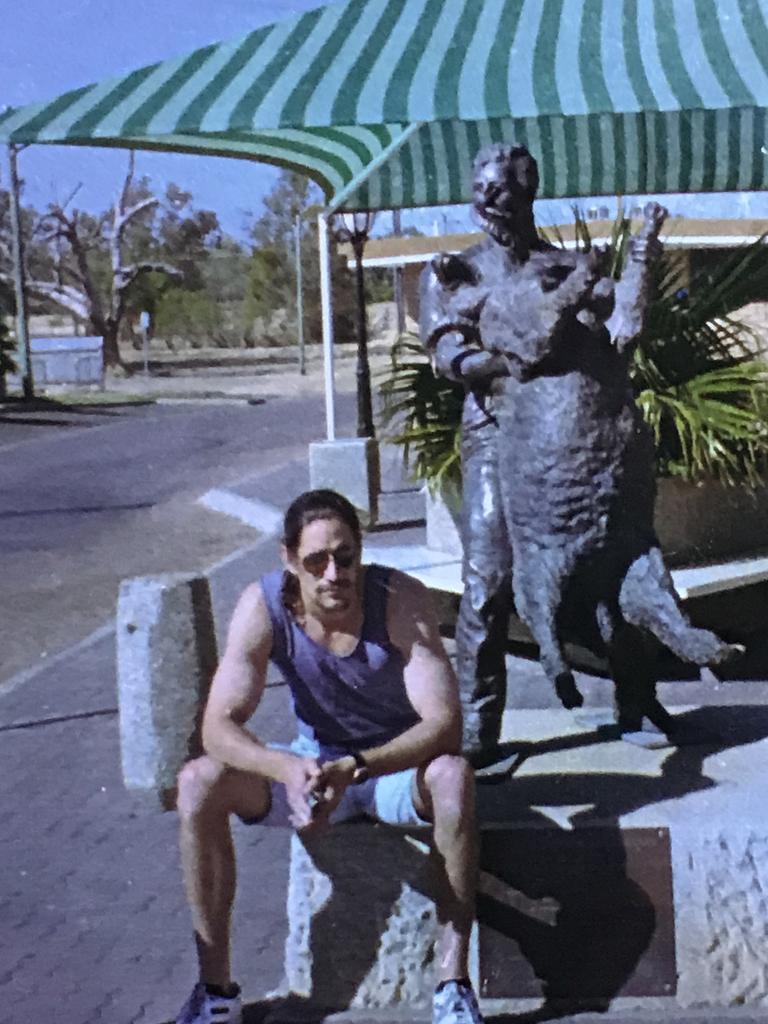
655;476;768;566
426;477;768;566
424;480;463;556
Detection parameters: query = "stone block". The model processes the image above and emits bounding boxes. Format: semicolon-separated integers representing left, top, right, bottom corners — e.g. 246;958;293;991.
673;827;768;1007
308;438;380;527
116;573;217;811
279;826;438;1009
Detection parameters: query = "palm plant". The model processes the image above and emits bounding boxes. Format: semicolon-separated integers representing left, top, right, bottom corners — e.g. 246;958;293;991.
379;210;768;489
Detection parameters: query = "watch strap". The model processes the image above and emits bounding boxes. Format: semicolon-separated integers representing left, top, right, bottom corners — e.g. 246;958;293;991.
350;751;369;784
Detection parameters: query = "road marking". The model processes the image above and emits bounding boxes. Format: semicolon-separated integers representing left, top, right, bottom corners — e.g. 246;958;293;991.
198;488;283;534
0;620;116;698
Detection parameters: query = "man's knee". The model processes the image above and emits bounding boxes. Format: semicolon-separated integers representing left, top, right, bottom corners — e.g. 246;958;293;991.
424;754;476;818
177;755;227;820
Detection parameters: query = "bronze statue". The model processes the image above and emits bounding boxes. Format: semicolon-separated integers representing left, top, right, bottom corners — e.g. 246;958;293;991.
423;144;742;750
419;145;552;764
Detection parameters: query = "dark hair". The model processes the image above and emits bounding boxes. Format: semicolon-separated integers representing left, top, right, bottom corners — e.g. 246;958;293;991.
282;489;362;552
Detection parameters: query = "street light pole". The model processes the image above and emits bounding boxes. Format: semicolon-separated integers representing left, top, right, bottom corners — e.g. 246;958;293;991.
6;144;34;400
392;209;406;336
332;211;376;439
351;232;374;438
294;212;306;376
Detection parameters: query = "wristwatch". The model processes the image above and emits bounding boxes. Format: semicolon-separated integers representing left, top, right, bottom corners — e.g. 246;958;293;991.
350;751;369;785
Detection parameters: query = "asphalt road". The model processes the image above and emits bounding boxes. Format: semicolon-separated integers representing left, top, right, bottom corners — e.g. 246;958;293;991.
0;393;354;685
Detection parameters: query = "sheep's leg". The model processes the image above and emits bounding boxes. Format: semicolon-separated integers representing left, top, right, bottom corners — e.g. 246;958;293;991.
619;549;744;666
514;558;583;710
595;600;676;742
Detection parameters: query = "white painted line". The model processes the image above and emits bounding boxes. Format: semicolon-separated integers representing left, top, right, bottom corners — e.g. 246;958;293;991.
198;488;283;535
0;620;116;698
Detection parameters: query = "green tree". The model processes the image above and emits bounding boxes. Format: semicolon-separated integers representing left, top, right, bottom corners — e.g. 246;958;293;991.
154;287;221;348
244;171;355;346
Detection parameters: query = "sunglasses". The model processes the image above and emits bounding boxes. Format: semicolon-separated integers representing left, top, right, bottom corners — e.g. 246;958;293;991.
301;546;357;577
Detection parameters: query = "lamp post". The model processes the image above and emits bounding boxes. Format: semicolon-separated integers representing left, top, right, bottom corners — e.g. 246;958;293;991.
332;210;376;439
294;212;306;376
6;144;34;400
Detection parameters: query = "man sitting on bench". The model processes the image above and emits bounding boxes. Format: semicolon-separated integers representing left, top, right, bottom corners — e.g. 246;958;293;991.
175;489;484;1024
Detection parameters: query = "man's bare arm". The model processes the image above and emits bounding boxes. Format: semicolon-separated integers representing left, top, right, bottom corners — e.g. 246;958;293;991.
201;584;300;785
420;259;507;384
361;570;462;778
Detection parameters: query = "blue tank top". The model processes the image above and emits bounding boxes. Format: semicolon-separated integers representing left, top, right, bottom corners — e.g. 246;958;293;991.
260;564;420;753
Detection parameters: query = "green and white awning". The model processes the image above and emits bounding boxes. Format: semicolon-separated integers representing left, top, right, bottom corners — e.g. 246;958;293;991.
2;0;768;210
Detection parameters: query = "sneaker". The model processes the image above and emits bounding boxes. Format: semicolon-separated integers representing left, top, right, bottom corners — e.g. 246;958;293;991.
432;980;484;1024
175;981;242;1024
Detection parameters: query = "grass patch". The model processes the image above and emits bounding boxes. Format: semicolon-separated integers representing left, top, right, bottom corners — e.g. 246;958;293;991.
1;391;155;410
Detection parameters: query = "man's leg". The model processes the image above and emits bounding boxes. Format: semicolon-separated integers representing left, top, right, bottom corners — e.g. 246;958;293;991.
176;755;271;987
456;422;512;762
413;755;478;982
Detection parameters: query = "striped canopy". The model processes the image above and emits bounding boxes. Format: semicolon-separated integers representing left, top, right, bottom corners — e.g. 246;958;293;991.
2;0;768;211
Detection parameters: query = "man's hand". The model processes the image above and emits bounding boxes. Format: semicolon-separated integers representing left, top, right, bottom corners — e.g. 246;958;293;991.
277;754;324;831
313;756;358;824
290;755;357;835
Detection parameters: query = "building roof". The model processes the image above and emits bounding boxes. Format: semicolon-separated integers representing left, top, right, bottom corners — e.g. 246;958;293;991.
345;219;768;269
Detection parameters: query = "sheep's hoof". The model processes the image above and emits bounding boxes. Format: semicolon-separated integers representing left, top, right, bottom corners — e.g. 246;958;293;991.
555;672;584;709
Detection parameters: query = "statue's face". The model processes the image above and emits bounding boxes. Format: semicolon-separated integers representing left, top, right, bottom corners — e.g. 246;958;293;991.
472;151;536;244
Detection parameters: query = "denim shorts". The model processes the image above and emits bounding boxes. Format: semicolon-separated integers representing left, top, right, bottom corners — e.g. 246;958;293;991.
245;734;430;829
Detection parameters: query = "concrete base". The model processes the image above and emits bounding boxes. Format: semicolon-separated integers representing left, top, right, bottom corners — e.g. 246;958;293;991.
279;829;437;1009
116;573;217;811
309;438;380;528
424;482;462;556
279;707;768;1011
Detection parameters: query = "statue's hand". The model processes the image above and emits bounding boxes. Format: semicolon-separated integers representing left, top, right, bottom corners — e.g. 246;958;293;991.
433;253;478;289
452;349;509;383
628;202;667;264
642;200;668;238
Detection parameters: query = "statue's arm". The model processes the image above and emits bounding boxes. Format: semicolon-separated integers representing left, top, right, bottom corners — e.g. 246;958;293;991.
606;202;667;355
419;256;508;384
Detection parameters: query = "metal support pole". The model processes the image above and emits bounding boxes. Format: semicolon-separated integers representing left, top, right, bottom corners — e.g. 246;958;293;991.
392;209;406;336
295;213;306;376
318;212;336;441
353;241;374;439
6;145;33;400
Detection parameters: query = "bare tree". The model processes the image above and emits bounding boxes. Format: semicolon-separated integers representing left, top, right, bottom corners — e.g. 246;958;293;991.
3;153;181;367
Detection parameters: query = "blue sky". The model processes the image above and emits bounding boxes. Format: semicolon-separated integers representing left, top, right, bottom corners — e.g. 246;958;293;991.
2;0;327;238
5;0;768;241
